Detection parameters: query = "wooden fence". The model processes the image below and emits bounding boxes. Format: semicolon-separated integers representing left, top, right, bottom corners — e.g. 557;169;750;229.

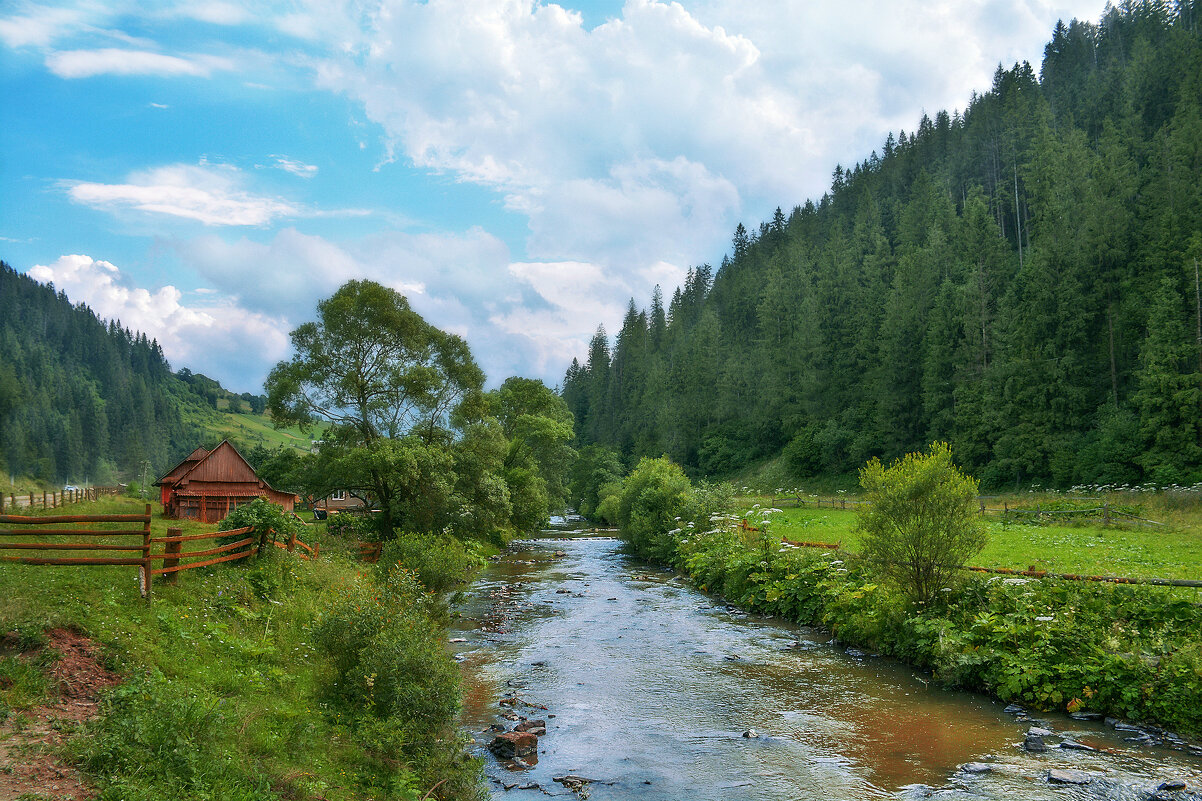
769;494;1163;527
0;507;310;602
0;486;123;513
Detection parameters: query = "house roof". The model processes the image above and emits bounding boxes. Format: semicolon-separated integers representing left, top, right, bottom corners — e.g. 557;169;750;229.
154;440;297;501
153;446;209;487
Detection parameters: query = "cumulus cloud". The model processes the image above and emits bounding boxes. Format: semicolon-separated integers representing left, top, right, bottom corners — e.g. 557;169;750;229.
45;48;234;78
65;163;304;226
27;254;290;392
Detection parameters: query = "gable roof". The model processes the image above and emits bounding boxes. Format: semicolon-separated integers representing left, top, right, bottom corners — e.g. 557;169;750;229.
153;446;210;487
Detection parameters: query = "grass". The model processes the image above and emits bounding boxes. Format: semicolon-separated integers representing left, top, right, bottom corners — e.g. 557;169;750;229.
181;404;313;454
741;494;1202;583
0;496;480;801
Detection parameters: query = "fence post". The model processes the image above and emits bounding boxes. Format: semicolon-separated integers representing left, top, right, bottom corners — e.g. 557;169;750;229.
41;492;47;510
164;527;182;585
1103;503;1111;526
141;503;153;605
287;530;297;552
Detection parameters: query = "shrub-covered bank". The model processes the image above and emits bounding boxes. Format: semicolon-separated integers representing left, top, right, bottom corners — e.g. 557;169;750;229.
612;459;1202;739
0;498;487;801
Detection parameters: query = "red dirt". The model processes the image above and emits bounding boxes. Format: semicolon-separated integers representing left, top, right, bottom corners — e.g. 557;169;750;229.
0;628;121;801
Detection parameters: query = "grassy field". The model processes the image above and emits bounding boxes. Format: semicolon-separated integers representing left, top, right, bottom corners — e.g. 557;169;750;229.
183;405;314;453
740;495;1202;583
0;496;478;801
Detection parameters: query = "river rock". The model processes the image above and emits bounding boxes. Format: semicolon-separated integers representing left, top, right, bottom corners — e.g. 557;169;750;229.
845;647;867;658
743;729;759;738
1003;703;1025;715
1047;768;1091;785
489;731;538;758
1024;734;1047;752
1059;739;1096;751
1027;726;1055;737
514;719;546;733
1069;711;1104;721
960;762;994;774
1157;778;1187;791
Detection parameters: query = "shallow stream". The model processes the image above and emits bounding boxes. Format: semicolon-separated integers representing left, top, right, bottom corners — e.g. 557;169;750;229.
451;533;1202;800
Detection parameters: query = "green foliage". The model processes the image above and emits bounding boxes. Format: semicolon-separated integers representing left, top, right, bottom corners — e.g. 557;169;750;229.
857;443;986;603
673;504;1202;736
617;457;693;563
218;497;302;549
380;533;485;595
782;425;823;479
562;5;1202;489
313;568;479;798
326;510;378;540
1;496;482;801
568;445;624;518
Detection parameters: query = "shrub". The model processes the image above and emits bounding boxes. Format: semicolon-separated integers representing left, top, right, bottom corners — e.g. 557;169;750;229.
617;457;692;562
856;442;986;604
380;533;485;594
218;497;301;550
783;424;823;478
325;510;377;540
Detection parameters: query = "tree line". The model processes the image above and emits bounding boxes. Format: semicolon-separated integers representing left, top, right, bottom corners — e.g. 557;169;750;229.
0;262;269;484
563;1;1202;489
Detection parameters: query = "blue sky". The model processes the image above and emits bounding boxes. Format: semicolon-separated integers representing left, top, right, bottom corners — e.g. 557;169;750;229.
1;0;1104;393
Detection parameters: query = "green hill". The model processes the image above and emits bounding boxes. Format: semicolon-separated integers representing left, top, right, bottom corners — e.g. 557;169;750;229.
0;263;307;488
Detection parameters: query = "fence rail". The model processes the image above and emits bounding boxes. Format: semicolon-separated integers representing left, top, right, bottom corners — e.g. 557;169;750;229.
769;495;1164;527
0;486;123;513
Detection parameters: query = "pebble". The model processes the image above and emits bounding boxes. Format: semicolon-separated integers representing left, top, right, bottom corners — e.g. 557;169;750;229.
1024;735;1047;752
1028;726;1054;737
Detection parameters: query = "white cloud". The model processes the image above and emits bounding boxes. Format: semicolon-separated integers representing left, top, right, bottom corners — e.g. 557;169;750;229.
0;5;87;48
65;163;304;226
45;47;234;78
269;155;318;178
27;254;290;392
175;2;251;26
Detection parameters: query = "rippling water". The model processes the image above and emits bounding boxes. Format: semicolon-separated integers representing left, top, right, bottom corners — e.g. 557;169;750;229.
451;534;1202;800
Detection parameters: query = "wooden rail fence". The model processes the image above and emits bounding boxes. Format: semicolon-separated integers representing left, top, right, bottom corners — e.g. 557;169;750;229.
0;486;123;513
768;494;1163;527
777;536;1202;589
0;507;296;603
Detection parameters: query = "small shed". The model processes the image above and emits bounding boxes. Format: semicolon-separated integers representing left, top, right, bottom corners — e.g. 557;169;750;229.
155;440;297;523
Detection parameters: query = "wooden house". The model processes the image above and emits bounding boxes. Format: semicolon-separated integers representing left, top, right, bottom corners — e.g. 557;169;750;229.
312;490;370;519
155;440;297;523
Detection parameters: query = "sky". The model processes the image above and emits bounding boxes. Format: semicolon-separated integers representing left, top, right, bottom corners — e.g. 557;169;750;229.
1;0;1106;394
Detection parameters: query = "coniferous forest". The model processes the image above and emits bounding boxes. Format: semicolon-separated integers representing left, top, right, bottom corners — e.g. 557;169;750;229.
563;2;1202;489
0;262;218;484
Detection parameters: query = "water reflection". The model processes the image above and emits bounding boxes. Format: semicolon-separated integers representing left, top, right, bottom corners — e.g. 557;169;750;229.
453;535;1202;800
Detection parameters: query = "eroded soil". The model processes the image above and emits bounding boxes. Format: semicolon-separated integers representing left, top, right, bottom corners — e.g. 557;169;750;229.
0;628;120;801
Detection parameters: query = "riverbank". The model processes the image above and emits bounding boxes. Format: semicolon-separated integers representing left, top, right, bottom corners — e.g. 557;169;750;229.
0;497;484;801
663;517;1202;742
454;533;1202;799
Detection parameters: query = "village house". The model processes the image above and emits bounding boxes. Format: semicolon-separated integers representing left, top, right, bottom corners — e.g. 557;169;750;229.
155;440;297;523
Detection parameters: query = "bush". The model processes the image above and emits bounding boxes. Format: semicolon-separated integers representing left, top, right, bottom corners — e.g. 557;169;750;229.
380;533;485;594
783;424;823;478
313;569;477;796
325;510;377;540
218;497;302;550
856;442;986;604
617;457;693;562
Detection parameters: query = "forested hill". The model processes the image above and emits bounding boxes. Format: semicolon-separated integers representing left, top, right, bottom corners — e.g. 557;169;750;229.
562;2;1202;489
0;262;270;485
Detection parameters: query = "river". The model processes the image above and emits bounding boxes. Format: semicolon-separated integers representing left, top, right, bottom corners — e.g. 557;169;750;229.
450;533;1202;800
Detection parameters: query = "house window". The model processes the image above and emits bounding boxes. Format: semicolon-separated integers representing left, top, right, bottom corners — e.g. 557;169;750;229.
331;490;345;501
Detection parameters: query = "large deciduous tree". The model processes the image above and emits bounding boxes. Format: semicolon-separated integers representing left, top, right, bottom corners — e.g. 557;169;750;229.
266;280;485;537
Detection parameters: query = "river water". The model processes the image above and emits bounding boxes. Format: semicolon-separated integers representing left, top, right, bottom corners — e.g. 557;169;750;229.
450;533;1202;800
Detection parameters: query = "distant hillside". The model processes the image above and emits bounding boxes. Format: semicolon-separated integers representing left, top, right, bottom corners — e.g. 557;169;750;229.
0;263;304;485
564;2;1202;488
